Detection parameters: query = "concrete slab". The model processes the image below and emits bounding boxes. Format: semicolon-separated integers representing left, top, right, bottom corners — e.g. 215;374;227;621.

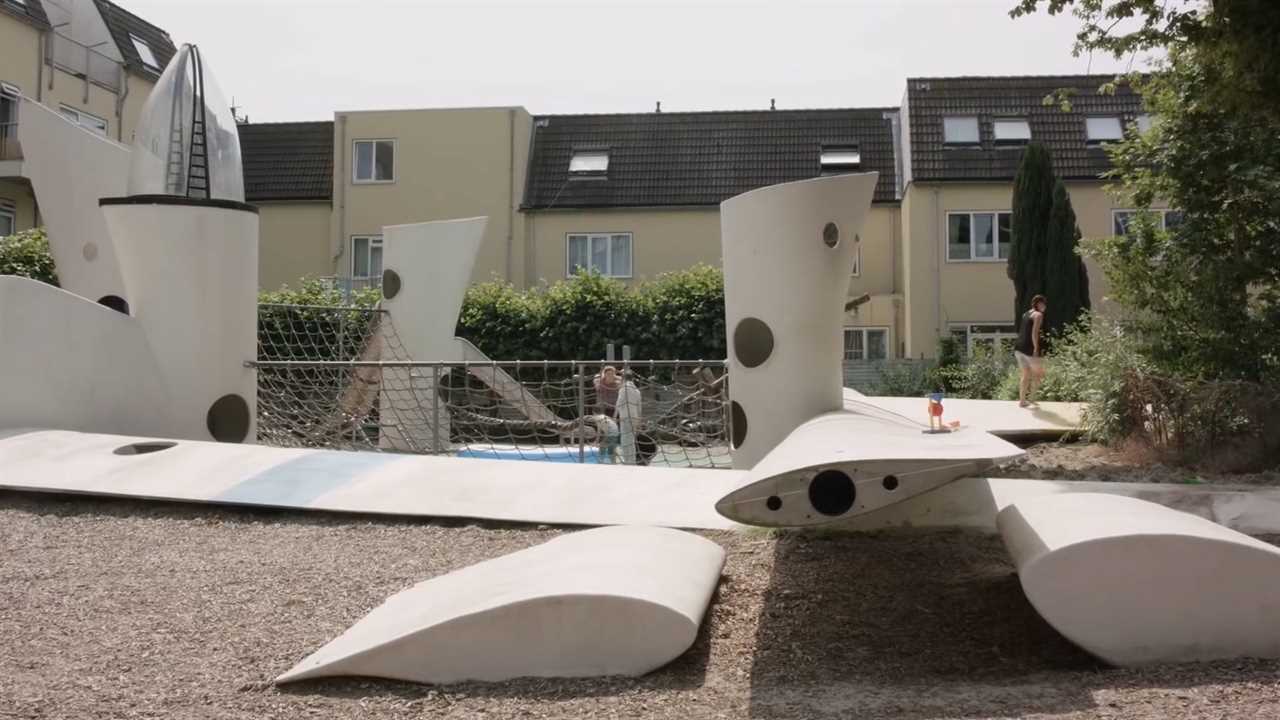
715;410;1023;527
276;526;726;684
0;429;744;530
998;493;1280;665
837;476;1280;536
850;391;1082;439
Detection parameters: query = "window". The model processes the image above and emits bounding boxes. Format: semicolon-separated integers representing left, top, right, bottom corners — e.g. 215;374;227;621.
58;105;107;136
950;323;1018;356
1086;116;1123;143
1134;114;1155;134
947;211;1012;261
566;233;632;278
993;118;1031;145
820;145;861;173
569;150;609;177
0;205;14;238
943;116;980;145
130;34;161;71
353;140;395;183
350;236;383;287
1113;209;1182;236
843;327;889;361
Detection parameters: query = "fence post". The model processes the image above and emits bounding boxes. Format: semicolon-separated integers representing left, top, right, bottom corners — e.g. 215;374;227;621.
432;363;441;454
576;362;586;464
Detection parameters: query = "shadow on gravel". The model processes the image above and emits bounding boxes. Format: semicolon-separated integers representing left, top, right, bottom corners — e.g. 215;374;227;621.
746;529;1280;720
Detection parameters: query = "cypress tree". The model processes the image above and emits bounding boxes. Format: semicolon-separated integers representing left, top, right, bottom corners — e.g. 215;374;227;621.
1008;143;1056;322
1042;179;1091;339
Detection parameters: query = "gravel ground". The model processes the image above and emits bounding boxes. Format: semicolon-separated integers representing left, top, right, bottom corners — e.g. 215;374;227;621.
2;491;1279;720
991;442;1280;486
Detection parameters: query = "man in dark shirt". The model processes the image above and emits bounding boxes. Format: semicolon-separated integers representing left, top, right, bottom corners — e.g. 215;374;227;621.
1014;295;1046;407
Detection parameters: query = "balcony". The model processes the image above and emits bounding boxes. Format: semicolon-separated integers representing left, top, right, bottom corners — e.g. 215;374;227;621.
45;32;123;94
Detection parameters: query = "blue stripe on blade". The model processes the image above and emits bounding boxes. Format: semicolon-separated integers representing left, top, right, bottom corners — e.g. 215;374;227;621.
215;451;406;507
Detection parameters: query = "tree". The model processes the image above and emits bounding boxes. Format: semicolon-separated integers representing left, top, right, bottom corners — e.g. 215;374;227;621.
0;228;59;287
1042;179;1091;338
1008;143;1056;321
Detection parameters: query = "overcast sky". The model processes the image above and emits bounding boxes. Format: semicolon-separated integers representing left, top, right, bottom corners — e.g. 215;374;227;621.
121;0;1150;122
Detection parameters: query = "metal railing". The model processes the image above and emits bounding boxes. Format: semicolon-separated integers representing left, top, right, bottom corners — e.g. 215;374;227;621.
0;122;19;162
45;32;123;93
320;275;382;301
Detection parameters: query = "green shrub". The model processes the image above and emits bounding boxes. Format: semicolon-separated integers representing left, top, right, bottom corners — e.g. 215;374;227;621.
936;343;1013;399
0;227;58;287
876;362;934;397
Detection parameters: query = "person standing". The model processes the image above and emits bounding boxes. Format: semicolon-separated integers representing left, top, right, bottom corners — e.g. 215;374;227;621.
616;371;643;464
1015;294;1047;408
593;366;621;417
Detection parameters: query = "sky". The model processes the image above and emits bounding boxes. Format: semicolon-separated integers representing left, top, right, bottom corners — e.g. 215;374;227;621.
120;0;1151;122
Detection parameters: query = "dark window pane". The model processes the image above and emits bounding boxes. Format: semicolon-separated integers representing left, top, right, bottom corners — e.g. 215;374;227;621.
948;214;971;260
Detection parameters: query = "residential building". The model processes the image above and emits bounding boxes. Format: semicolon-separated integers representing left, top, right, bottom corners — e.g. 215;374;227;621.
240;75;1151;361
0;0;177;236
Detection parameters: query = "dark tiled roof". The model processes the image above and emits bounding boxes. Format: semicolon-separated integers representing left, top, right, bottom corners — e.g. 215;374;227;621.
92;0;177;80
523;108;898;209
238;121;334;202
905;75;1147;182
0;0;51;30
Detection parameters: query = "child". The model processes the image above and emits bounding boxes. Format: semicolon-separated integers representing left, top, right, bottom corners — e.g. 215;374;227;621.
592;413;620;464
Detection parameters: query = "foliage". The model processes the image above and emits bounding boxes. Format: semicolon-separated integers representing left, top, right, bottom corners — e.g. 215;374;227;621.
936;343;1014;400
876;361;934;397
1088;49;1280;382
0;228;59;287
1008;143;1055;322
1042;179;1091;338
636;265;726;360
1009;0;1280;119
457;265;726;361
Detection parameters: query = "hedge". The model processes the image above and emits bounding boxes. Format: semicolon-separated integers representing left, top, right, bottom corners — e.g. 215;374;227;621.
0;228;59;287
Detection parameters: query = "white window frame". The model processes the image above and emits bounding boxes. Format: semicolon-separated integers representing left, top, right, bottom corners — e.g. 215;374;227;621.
946;210;1013;263
943;116;980;145
349;235;384;287
0;204;15;238
1112;209;1181;236
950;323;1018;356
58;105;107;136
565;232;633;279
130;34;161;71
1086;116;1124;144
843;327;890;361
352;139;396;184
568;150;609;177
992;118;1031;145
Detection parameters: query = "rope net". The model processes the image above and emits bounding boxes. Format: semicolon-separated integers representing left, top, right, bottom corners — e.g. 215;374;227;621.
254;304;734;468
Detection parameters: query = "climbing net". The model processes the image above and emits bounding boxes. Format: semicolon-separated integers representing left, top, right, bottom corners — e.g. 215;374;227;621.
253;303;734;468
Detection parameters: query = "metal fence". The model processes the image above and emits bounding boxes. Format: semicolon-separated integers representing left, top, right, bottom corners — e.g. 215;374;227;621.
841;358;936;394
45;32;123;93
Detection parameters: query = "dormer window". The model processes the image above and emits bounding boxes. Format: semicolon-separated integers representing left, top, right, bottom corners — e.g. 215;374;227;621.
1086;116;1124;144
943;116;980;146
993;118;1031;145
820;145;861;174
569;150;609;178
131;34;161;71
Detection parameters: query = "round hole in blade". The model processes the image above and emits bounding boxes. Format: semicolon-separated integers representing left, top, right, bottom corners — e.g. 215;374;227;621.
808;469;856;516
882;474;900;491
766;495;782;511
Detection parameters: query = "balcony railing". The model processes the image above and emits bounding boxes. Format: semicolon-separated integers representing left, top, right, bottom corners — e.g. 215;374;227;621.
45;32;123;93
0;122;20;162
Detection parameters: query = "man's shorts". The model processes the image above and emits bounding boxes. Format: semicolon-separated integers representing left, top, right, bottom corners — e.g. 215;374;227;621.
1014;351;1043;371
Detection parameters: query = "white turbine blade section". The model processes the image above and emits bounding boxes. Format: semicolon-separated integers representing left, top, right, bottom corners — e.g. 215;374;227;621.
715;411;1023;527
276;526;725;684
0;277;171;437
16;98;129;303
0;429;744;529
999;493;1280;666
844;389;1083;440
721;173;878;470
379;217;487;363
